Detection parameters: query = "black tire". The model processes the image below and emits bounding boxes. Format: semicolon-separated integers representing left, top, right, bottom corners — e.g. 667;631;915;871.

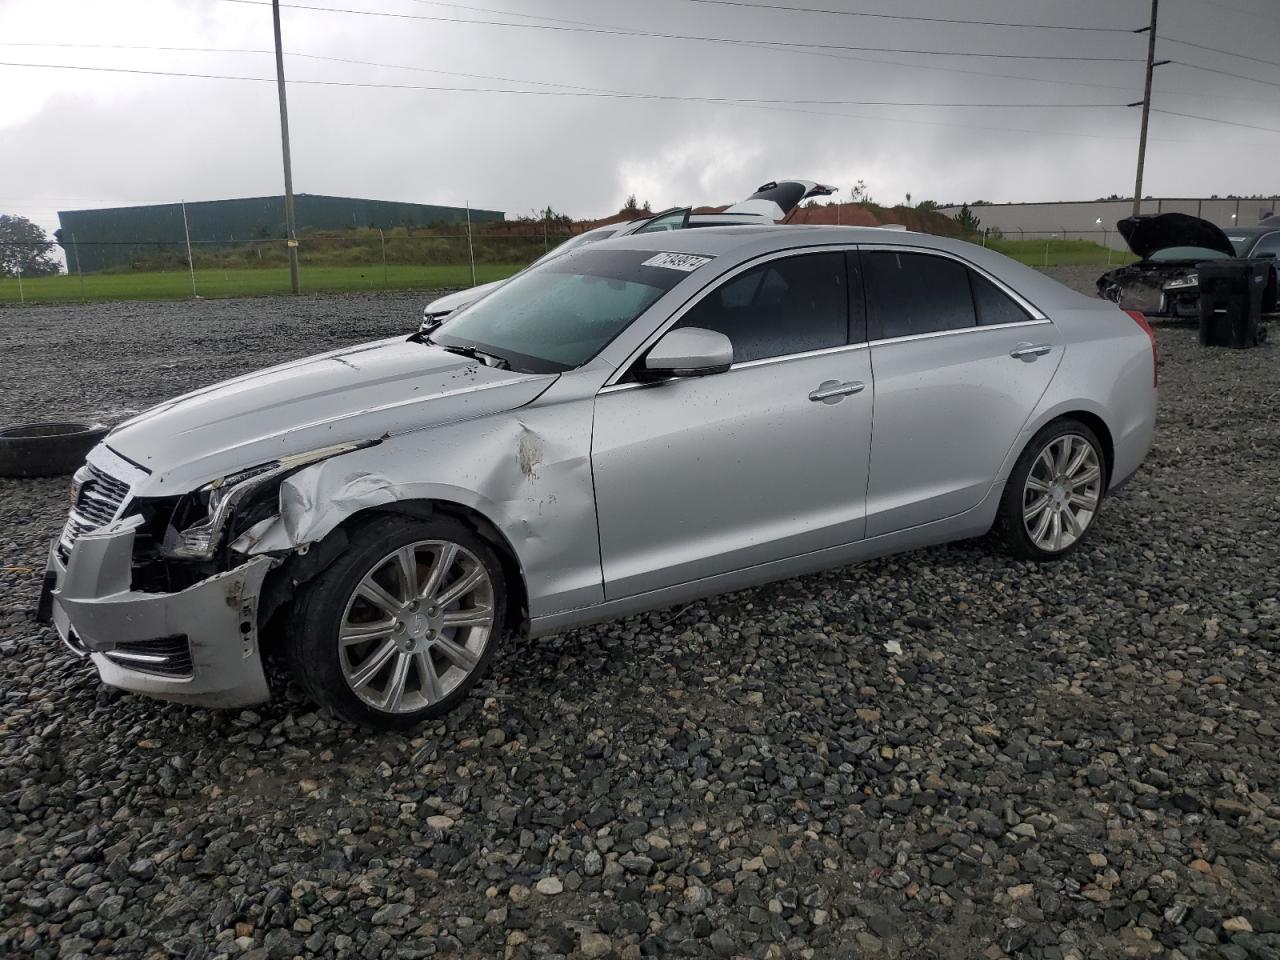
0;422;108;477
995;418;1106;561
285;514;507;729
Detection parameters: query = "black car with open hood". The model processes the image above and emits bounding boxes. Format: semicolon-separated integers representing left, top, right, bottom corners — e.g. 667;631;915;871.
1098;212;1274;318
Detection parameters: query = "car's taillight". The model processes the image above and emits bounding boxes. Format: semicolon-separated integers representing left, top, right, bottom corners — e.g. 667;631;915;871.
1125;309;1158;387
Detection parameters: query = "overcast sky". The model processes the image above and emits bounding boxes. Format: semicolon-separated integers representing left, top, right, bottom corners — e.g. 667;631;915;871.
2;0;1279;236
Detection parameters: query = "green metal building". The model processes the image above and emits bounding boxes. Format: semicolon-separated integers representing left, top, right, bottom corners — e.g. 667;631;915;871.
56;194;504;272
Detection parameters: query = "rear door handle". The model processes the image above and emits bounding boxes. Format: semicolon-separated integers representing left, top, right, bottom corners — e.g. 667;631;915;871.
809;380;865;404
1010;343;1052;361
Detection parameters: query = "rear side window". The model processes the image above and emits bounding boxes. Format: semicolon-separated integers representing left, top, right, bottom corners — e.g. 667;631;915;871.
1253;232;1280;257
676;252;848;363
863;251;975;339
971;273;1031;326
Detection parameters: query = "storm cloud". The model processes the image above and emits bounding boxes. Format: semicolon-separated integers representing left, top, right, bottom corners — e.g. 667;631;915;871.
2;0;1278;234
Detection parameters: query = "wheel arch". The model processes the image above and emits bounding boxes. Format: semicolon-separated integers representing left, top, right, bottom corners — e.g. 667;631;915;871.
1011;403;1116;489
258;496;531;644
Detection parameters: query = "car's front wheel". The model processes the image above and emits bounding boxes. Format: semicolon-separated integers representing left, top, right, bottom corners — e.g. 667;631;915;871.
996;419;1106;561
286;515;505;728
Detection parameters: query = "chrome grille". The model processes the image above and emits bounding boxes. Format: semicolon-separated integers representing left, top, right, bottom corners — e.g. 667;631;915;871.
58;464;132;560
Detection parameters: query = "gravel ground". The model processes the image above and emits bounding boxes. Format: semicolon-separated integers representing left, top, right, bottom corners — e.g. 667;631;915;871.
1;278;1278;960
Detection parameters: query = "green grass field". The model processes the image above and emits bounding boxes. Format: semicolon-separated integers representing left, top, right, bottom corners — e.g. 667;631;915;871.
0;239;1133;307
0;263;526;306
985;238;1136;268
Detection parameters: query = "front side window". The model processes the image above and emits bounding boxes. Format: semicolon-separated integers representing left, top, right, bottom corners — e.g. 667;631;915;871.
864;251;976;339
434;249;692;372
675;252;848;363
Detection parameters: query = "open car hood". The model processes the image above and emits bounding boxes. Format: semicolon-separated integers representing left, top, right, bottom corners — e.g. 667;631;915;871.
722;180;838;222
1118;213;1236;260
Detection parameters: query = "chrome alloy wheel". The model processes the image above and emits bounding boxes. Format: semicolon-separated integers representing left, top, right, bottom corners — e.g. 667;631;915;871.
338;540;495;713
1022;433;1103;553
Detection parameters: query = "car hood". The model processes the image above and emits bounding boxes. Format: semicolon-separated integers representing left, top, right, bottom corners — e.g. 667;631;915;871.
108;337;557;493
1117;213;1236;260
425;281;501;315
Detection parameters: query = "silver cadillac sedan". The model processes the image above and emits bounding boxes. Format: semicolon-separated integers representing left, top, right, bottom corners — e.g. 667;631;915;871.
41;226;1158;728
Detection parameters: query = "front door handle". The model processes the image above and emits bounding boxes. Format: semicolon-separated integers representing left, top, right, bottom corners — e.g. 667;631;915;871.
1010;343;1052;361
809;380;865;404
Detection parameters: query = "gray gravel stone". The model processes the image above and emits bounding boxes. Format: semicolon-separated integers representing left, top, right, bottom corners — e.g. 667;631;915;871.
1;282;1278;959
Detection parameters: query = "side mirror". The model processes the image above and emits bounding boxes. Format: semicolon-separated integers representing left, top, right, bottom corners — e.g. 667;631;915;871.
641;327;733;379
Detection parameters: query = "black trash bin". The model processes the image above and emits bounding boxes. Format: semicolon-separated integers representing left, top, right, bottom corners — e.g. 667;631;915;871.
1196;259;1272;348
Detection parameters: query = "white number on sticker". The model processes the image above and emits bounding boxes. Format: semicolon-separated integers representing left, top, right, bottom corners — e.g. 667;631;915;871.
642;252;712;272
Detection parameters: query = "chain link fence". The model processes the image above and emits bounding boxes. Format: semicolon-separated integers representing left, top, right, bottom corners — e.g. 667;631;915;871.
2;225;1134;305
0;229;581;305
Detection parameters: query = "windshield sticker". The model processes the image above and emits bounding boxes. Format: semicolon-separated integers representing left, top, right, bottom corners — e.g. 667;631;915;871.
642;252;713;272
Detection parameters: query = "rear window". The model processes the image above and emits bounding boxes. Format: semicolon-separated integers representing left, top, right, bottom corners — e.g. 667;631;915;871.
435;248;699;372
863;251;976;339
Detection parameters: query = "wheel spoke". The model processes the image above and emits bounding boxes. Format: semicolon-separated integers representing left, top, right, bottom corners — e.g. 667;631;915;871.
382;652;412;712
1025;475;1052;494
1065;443;1092;478
1049;511;1063;551
434;635;480;672
340;619;396;646
349;638;397;688
1069;491;1099;511
1073;466;1102;487
1054;437;1072;474
357;579;403;617
1061;505;1082;538
442;606;493;629
395;546;421;600
435;565;486;609
1031;506;1053;544
419;543;458;601
1024;497;1050;523
415;651;443;704
1036;449;1056;477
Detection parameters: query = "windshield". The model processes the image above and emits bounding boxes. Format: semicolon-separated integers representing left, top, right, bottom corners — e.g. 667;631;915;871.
1229;236;1256;256
1150;246;1232;262
432;248;700;372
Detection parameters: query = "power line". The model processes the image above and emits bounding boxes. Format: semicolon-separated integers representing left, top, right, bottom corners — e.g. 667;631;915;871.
0;61;1128;108
1152;106;1280;135
218;0;1144;62
1171;59;1280;90
5;57;1272;146
1163;35;1280;70
0;39;1152;97
673;0;1138;33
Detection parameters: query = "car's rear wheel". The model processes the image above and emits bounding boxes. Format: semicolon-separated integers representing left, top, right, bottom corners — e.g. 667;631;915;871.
286;515;505;728
996;419;1105;561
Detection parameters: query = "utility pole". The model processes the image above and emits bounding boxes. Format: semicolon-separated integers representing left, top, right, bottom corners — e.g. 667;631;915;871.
272;0;301;294
1131;0;1168;218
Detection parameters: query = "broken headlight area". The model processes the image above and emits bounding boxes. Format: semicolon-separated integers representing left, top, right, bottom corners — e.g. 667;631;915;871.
1163;274;1200;291
125;440;380;591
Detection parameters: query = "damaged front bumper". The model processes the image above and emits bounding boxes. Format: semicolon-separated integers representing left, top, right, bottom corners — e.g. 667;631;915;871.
41;519;274;708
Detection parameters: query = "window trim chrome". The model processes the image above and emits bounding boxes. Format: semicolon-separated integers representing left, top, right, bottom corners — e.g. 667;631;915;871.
602;241;1051;389
603;243;861;388
868;316;1051;348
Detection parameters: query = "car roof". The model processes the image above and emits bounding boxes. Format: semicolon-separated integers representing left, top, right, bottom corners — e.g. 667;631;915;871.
597;225;1097;310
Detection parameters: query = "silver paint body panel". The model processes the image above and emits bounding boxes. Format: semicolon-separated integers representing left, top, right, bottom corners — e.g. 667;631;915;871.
49;226;1156;706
